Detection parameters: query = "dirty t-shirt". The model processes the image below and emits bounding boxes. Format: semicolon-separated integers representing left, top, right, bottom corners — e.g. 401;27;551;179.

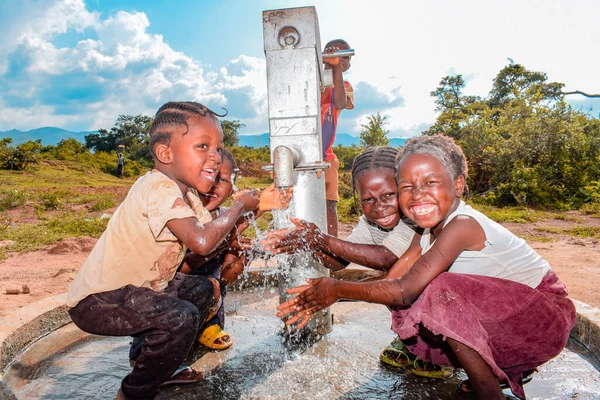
344;216;415;269
66;170;212;307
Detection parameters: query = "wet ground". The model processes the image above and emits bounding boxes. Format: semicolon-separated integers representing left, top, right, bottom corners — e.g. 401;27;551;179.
4;289;600;399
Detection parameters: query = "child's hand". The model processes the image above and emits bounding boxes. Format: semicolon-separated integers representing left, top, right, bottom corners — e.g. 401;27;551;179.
260;217;322;254
323;45;341;67
233;189;260;212
259;184;293;212
276;277;339;329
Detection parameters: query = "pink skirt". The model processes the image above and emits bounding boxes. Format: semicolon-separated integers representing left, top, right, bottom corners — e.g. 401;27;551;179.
391;270;576;399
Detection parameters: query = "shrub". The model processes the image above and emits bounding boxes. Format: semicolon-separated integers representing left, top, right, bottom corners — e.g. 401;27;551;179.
37;190;73;211
0;139;42;171
0;189;27;211
337;196;360;224
90;194;116;211
334;145;362;170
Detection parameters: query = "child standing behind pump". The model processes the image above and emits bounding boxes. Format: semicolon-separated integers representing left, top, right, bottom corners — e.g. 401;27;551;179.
322;39;354;237
66;101;261;400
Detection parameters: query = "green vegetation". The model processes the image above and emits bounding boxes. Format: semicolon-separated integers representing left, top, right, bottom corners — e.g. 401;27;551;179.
535;225;600;238
0;213;108;260
0;160;133;190
427;63;600;209
469;204;551;223
359;112;390;147
222;119;245;147
580;202;600;217
0;189;27;211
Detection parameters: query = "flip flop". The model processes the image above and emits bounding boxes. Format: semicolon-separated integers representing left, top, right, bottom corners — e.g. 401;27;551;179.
198;324;234;350
411;358;453;379
159;366;203;387
380;337;415;368
457;370;534;393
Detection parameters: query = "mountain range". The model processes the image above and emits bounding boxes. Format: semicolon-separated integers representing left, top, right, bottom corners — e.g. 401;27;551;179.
0;127;407;148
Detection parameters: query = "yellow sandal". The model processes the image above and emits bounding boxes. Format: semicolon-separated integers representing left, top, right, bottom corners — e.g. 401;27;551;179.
198;324;234;350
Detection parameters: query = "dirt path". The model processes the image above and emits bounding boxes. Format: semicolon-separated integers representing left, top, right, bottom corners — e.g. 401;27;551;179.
1;222;599;318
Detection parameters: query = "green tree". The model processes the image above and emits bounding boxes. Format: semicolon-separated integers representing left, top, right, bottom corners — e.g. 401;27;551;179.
86;115;154;167
52;138;89;161
85;128;117;153
2;139;43;170
359;113;390;147
221;119;245;147
425;63;600;208
488;63;564;108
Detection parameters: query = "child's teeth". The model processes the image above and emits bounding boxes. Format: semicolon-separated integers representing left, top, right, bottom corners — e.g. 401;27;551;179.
413;205;436;215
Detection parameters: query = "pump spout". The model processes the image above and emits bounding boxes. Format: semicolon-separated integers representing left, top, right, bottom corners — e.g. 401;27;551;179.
273;145;302;188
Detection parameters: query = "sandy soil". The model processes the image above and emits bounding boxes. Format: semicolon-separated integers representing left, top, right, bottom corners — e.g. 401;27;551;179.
1;219;599;318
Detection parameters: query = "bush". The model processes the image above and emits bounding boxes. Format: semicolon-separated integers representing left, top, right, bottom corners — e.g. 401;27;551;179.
38;191;64;211
338;171;354;199
229;146;271;163
90;194;116;211
0;189;27;211
0;139;42;171
337;196;360;224
334;144;362;170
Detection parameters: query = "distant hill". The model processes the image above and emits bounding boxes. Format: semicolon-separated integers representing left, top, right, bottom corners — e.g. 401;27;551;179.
239;133;407;148
1;127;407;148
0;127;93;146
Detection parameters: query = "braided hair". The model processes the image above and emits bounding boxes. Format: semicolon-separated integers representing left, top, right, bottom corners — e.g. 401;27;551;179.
148;101;228;159
351;146;400;193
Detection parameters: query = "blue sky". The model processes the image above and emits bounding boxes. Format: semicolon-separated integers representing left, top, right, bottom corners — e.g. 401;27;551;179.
1;0;599;137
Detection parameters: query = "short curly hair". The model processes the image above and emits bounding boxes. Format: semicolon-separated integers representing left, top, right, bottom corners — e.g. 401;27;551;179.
397;134;468;181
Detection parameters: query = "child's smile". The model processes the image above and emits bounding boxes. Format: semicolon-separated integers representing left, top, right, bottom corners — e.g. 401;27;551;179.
201;159;235;212
167;115;224;195
397;153;464;234
200;168;217;182
356;169;400;230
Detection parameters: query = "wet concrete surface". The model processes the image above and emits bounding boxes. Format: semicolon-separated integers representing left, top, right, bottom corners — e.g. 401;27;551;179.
4;288;600;399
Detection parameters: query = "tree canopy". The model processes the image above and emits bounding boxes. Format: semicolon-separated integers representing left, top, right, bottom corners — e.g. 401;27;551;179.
425;63;600;208
359;112;390;147
221;119;245;147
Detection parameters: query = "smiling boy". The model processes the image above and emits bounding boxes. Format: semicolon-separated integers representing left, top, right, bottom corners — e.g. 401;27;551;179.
67;102;261;400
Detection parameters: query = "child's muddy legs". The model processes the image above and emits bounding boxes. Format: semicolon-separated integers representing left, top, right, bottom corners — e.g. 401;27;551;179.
446;337;504;400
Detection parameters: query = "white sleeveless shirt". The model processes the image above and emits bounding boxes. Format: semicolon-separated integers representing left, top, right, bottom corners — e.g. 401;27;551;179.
420;201;550;288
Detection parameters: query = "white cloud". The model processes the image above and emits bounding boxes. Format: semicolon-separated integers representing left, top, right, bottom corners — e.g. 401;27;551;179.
313;0;600;136
0;1;263;132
